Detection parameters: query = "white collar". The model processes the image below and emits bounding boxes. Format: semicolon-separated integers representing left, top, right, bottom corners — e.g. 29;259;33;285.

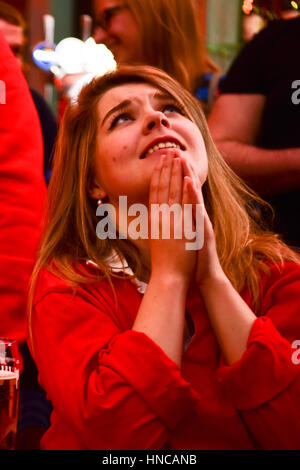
86;250;148;294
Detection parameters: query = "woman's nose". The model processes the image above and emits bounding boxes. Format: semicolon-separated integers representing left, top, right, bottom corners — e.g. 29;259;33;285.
93;26;108;44
143;112;171;133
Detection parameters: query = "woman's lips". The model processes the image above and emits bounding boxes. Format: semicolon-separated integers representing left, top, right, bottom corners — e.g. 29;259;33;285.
141;148;182;160
140;138;185;159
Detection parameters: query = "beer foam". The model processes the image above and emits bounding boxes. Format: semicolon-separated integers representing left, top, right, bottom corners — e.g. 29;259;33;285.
0;370;18;380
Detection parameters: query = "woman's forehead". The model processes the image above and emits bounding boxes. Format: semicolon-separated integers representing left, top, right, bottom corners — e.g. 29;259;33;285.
97;82;175;117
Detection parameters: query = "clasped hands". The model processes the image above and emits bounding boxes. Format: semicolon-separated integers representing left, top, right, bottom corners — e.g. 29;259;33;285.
149;151;225;291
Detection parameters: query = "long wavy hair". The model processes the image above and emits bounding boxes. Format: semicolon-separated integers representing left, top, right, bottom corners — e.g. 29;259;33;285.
95;0;218;92
29;65;299;322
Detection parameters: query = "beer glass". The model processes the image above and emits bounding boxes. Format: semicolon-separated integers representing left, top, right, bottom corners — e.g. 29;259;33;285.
0;339;20;450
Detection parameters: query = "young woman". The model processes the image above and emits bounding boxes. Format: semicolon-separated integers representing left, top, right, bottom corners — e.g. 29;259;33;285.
29;65;300;450
93;0;221;111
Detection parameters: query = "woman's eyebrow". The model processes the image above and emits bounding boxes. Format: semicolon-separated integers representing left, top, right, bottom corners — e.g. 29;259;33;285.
101;92;175;126
101;99;131;126
153;92;173;101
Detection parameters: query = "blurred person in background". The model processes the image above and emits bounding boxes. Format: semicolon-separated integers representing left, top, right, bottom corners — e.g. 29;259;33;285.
242;0;300;42
0;31;49;449
0;2;54;449
256;0;300;19
93;0;223;114
0;1;57;185
242;12;266;42
208;3;300;249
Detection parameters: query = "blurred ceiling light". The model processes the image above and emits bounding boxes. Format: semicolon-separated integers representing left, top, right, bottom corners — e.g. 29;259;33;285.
32;14;116;102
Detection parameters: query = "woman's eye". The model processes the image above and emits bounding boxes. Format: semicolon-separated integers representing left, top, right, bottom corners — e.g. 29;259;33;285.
162;104;184;115
110;113;132;129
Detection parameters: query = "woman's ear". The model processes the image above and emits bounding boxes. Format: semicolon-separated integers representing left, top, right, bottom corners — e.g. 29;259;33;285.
89;181;107;201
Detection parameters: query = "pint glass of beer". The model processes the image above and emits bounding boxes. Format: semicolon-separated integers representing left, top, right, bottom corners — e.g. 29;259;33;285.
0;339;19;450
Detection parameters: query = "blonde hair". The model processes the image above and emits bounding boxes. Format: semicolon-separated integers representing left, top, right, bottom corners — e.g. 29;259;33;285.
96;0;218;92
29;65;300;323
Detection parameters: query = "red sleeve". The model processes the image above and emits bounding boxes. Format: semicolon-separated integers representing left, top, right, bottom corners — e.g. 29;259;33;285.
217;262;300;449
0;33;46;344
32;285;200;450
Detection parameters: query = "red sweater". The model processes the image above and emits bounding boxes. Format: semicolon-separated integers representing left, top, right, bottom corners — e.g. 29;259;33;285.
0;33;46;344
31;261;300;450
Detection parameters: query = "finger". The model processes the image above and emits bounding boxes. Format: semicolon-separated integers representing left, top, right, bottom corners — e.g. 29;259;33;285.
168;157;183;205
182;157;205;188
181;158;202;192
186;178;214;243
157;154;173;204
182;176;194;209
185;177;206;234
181;158;194;180
182;176;196;235
185;176;204;205
149;154;165;205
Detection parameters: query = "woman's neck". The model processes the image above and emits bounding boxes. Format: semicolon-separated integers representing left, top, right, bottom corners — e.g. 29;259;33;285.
129;238;151;283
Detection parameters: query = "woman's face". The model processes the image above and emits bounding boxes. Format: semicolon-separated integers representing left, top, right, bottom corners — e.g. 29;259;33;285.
93;0;144;64
91;82;208;206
